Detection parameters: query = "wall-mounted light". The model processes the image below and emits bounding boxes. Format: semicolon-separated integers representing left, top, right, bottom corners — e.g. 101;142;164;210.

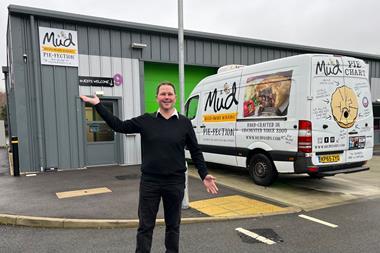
95;91;104;97
131;42;147;49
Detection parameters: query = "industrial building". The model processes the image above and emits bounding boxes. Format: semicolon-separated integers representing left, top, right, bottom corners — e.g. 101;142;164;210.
4;5;380;173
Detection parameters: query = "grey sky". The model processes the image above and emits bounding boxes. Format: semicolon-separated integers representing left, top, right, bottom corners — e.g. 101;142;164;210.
1;0;379;91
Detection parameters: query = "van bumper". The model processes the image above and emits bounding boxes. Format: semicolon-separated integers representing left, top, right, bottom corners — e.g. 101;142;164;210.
317;166;369;175
294;154;369;175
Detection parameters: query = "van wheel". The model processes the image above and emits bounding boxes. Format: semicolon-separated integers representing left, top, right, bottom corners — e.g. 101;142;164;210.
307;173;325;179
248;153;278;186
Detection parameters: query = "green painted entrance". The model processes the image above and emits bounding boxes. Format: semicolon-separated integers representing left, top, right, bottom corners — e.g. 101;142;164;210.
144;62;217;113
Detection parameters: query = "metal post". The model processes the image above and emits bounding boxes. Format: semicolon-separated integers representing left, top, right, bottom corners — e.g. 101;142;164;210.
179;0;189;209
11;136;20;176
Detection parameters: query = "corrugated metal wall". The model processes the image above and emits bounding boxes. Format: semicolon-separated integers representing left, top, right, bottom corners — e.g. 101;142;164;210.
75;24;301;67
8;15;84;171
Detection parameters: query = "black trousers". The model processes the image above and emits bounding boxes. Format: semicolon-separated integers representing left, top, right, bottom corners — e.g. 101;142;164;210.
136;179;185;253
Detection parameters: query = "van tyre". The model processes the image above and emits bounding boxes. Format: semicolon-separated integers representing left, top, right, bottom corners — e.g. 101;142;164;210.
248;153;278;186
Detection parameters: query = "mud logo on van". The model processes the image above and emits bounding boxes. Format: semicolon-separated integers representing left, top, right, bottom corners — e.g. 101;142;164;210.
315;60;342;76
243;71;292;117
204;82;238;113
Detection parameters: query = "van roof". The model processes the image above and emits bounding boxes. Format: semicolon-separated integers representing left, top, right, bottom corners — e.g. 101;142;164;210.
191;54;365;94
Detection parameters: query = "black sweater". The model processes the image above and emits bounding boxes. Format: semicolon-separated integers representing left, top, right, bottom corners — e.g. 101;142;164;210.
95;103;208;183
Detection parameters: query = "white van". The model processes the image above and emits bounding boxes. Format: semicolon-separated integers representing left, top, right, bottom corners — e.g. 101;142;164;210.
185;54;373;186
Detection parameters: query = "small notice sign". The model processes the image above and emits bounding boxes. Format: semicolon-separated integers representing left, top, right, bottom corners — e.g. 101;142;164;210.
79;76;115;87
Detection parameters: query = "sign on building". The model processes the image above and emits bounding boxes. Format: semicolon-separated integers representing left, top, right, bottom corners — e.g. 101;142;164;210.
39;27;78;67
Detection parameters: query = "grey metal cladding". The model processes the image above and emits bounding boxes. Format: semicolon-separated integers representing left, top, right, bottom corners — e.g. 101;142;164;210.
169;37;178;62
241;46;248;65
54;67;71;168
226;44;234;64
66;67;81;168
110;30;122;57
8;15;36;171
141;33;151;59
203;41;211;65
88;26;100;56
233;45;241;64
186;39;195;64
274;49;281;60
100;28;111;57
211;42;219;66
160;36;170;62
8;14;83;171
121;31;132;58
248;47;255;64
195;40;203;65
151;34;161;61
78;26;89;55
41;65;58;168
218;43;227;65
131;32;142;59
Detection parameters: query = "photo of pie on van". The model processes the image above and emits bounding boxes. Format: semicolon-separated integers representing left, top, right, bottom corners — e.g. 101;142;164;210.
244;72;292;117
330;85;358;128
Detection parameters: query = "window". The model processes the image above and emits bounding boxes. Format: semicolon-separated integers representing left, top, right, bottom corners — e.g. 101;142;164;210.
185;96;199;120
85;101;115;142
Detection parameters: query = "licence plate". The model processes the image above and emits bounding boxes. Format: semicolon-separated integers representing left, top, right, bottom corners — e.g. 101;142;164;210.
319;154;340;163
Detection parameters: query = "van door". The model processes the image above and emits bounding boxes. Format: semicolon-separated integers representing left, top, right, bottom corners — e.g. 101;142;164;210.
342;57;373;163
197;72;241;166
310;56;373;166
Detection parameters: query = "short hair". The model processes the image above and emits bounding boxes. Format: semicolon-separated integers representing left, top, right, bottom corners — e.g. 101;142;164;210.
156;82;176;95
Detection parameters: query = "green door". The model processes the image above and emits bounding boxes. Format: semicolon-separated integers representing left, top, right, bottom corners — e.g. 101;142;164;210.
144;62;217;113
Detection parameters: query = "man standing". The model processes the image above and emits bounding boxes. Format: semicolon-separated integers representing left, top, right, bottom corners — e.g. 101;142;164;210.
80;82;218;253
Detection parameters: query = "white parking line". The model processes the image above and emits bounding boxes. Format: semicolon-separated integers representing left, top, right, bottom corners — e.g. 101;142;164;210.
235;227;276;245
298;214;338;228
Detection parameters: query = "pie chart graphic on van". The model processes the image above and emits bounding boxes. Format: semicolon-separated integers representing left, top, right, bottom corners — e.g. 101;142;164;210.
330;85;358;128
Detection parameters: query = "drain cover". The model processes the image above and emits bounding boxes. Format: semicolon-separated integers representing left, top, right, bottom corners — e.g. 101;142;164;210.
115;174;139;180
237;228;283;244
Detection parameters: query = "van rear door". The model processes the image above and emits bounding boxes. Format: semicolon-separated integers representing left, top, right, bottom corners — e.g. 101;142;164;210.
341;57;373;163
310;56;373;166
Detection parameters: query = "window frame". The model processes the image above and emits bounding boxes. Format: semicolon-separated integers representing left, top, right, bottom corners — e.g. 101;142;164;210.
185;95;199;120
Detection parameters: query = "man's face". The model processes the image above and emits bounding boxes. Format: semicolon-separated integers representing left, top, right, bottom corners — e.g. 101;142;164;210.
156;85;176;111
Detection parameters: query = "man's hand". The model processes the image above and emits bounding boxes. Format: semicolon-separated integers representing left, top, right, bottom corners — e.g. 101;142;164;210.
203;174;218;194
80;94;100;105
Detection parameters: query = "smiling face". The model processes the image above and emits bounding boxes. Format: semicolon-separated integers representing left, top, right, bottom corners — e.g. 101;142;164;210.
156;84;177;111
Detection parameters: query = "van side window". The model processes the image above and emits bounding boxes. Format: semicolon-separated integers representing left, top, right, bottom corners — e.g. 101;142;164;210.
185;96;199;120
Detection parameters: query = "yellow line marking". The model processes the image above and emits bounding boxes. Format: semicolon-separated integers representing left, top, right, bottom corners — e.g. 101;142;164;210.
190;195;285;217
56;187;112;199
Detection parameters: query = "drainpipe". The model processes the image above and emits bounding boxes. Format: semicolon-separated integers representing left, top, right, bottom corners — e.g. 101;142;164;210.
29;15;45;171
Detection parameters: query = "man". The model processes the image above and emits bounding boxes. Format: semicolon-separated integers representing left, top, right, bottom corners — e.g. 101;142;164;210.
80;82;218;253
